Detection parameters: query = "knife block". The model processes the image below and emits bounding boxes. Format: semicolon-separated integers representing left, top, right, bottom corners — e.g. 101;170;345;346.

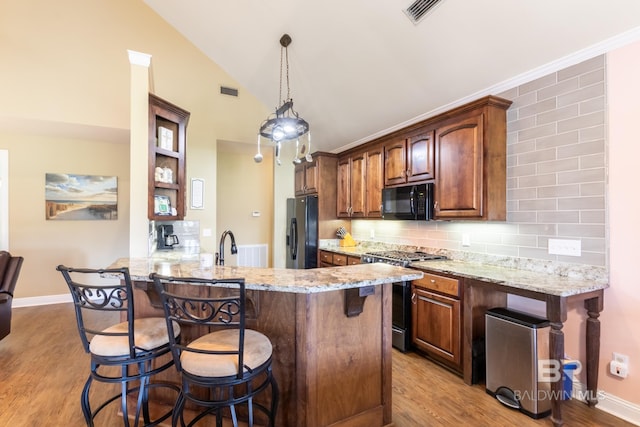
339;233;356;247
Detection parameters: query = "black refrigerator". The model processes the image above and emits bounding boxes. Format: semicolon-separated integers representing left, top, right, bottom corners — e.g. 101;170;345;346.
286;195;318;269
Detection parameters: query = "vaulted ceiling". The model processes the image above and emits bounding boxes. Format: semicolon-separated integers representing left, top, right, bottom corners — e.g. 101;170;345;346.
143;0;640;153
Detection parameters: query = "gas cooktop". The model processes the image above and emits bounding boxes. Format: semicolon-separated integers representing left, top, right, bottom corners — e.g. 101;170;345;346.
361;250;446;266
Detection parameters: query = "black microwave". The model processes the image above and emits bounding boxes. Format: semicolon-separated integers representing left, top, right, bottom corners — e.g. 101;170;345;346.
382;183;434;220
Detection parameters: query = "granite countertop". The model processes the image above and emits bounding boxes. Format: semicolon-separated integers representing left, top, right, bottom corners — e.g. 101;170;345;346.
318;245;608;297
319;245;371;257
410;259;608;297
107;257;423;294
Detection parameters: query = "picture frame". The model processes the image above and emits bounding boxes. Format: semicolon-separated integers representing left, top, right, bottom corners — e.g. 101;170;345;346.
154;195;172;215
45;173;118;220
190;178;204;209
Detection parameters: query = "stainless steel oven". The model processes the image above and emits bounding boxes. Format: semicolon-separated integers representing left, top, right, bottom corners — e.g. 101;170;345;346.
361;250;446;352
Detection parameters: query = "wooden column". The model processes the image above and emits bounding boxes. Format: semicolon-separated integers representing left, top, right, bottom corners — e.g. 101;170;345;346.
585;294;604;407
546;295;567;427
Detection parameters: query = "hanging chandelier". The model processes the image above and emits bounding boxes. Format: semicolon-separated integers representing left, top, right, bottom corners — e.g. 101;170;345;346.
256;34;312;165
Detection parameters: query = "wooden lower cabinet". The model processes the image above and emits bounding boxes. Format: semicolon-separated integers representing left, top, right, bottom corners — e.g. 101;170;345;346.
319;250;361;266
411;272;462;372
347;256;361;265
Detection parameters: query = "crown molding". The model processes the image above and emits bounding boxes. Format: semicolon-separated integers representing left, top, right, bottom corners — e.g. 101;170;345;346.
335;26;640;154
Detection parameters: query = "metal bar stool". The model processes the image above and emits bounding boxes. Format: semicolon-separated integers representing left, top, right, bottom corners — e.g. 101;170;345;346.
150;273;278;427
57;265;180;426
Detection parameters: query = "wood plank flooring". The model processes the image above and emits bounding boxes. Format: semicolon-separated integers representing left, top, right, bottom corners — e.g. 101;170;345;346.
0;303;632;426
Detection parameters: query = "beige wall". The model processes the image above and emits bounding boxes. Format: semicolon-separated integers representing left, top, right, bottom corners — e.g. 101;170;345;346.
272;142;297;268
1;132;130;298
216;142;274;266
0;0;270;298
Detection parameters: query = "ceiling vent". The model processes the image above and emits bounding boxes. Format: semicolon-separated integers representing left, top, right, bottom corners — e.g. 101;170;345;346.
404;0;443;24
220;86;238;97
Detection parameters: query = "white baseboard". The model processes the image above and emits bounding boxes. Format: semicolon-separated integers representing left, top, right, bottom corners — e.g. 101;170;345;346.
13;294;72;308
573;379;640;426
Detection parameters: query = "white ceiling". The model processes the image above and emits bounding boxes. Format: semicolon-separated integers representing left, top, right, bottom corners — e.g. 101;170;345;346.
143;0;640;153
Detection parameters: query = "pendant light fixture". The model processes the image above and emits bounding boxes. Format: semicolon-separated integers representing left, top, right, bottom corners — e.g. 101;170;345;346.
256;34;312;165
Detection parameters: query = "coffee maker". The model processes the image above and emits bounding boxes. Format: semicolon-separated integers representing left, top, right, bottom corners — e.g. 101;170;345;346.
157;224;179;250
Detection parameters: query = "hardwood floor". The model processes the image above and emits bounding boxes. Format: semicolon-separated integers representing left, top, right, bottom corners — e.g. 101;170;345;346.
0;303;632;426
391;351;631;427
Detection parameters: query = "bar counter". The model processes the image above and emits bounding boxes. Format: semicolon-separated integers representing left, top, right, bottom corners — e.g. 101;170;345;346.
109;256;423;293
108;257;423;427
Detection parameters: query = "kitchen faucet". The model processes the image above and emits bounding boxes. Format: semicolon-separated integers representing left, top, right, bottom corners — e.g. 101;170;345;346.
216;230;237;266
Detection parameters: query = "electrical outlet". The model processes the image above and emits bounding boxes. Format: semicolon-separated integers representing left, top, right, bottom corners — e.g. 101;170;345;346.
462;233;471;247
370;229;375;239
610;361;629;378
548;239;581;256
613;352;629;366
610;352;629;378
202;228;212;237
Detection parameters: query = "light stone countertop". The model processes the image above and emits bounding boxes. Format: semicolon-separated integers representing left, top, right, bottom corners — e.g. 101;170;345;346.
107;257;423;294
319;245;371;257
318;244;608;297
408;259;608;297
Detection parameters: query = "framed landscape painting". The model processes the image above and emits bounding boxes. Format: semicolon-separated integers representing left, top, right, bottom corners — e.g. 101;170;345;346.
45;173;118;220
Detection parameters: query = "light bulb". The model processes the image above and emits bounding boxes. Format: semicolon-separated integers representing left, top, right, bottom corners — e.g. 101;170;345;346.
272;126;285;142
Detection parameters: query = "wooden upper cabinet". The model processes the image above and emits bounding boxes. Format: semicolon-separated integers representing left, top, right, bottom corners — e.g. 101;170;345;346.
384;128;435;186
434;96;510;220
349;151;366;218
294;166;306;195
407;130;435;182
434;114;483;218
336;157;351;217
365;145;384;217
305;160;318;193
295;159;319;195
383;139;407;186
337;145;383;218
338;95;511;221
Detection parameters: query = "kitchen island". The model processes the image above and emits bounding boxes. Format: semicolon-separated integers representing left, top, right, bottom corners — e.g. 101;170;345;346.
108;257;423;427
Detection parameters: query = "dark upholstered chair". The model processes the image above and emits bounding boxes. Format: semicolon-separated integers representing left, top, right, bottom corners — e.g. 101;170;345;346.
0;250;24;341
57;265;180;427
151;273;278;427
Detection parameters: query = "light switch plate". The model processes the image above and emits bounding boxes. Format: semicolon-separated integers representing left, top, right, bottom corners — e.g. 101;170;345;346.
548;239;581;256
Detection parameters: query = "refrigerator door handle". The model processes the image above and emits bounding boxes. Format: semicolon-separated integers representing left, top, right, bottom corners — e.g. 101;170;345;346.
290;218;298;260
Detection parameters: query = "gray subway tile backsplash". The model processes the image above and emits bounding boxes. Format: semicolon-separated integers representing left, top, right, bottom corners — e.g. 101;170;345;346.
350;54;607;268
